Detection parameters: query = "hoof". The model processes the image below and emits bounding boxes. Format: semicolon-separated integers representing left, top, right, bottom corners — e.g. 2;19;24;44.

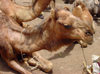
40;62;53;73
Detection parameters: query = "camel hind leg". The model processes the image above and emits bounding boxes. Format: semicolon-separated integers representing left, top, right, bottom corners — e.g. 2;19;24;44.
0;51;32;74
0;36;32;74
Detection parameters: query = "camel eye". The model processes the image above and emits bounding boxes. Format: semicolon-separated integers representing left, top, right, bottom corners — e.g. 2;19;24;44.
85;31;92;36
58;22;72;29
64;25;72;29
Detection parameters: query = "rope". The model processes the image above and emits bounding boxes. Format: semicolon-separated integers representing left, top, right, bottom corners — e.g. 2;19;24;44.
81;47;92;74
81;47;87;65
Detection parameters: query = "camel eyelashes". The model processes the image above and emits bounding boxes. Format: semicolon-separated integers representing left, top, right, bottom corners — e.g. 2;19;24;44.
64;24;72;29
58;22;72;29
85;30;92;36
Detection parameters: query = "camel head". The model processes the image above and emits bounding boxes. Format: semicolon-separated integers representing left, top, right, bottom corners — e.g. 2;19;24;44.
51;8;94;47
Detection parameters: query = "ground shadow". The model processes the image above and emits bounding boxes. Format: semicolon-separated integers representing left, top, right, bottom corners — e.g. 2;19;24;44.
0;58;18;74
48;43;76;60
46;70;53;74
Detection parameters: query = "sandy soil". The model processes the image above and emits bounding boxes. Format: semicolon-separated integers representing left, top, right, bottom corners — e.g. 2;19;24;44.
0;0;100;74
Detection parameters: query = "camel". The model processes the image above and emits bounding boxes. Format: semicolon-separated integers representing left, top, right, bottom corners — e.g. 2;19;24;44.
0;0;52;25
0;0;56;35
0;7;94;74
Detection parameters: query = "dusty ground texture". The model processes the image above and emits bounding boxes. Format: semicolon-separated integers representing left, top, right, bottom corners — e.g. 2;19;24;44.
0;0;100;74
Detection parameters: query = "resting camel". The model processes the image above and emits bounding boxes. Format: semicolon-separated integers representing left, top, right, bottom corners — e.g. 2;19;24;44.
0;0;56;34
0;0;52;25
0;8;94;74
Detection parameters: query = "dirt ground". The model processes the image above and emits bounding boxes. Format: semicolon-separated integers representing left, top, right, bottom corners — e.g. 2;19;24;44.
0;0;100;74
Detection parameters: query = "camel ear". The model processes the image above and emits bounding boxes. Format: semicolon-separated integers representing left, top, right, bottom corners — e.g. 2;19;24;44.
50;0;56;19
72;3;83;17
51;8;56;19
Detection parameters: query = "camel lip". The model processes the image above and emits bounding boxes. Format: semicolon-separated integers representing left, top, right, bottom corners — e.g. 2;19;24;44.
81;44;87;48
78;40;88;48
79;40;93;48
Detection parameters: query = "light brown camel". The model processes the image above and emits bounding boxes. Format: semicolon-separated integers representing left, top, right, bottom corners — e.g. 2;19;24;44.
0;0;52;25
0;8;94;74
0;0;56;34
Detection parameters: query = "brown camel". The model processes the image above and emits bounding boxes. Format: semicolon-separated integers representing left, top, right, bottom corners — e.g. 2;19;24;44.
0;8;94;74
0;0;56;34
0;0;52;25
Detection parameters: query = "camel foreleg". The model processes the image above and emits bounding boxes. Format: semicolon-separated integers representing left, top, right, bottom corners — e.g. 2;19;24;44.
28;52;53;72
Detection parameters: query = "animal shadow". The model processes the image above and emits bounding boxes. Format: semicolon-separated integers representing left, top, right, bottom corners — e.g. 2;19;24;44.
48;43;75;60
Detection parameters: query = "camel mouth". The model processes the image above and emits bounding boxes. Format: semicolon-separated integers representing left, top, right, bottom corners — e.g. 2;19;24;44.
77;31;94;48
78;39;93;48
77;40;87;48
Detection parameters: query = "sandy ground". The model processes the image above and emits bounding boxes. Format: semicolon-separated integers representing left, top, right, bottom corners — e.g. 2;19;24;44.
0;0;100;74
